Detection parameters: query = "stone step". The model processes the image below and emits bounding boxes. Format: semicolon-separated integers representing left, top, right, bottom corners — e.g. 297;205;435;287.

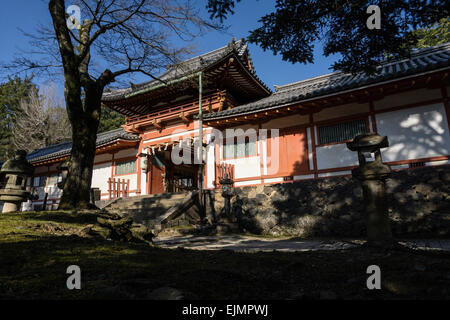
109;194;186;206
108;199;183;210
103;191;198;234
108;208;170;216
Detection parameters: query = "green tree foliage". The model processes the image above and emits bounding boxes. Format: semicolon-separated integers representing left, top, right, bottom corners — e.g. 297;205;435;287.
0;77;37;161
411;18;450;49
207;0;449;73
98;106;126;133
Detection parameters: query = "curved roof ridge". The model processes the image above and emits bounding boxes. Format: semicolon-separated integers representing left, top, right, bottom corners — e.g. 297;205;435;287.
102;38;250;101
274;42;450;93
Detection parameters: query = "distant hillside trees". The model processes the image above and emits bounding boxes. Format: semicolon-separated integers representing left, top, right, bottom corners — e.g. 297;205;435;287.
0;76;37;161
412;18;450;49
12;85;71;154
98;106;125;133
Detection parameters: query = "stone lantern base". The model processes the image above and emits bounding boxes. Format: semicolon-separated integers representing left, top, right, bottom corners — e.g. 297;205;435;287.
0;189;30;213
2;202;21;213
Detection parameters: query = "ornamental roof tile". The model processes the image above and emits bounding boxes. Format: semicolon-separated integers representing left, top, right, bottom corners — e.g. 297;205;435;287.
203;42;450;121
102;38;270;101
26;128;139;164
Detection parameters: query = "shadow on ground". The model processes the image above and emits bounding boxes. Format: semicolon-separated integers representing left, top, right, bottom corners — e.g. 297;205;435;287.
1;211;450;300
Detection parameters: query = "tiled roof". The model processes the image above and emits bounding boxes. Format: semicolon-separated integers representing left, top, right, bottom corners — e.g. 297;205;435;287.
102;38;269;101
26;128;139;164
203;42;450;121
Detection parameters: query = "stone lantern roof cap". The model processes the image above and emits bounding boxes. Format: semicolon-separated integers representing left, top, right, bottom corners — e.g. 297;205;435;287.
347;133;389;152
0;150;34;175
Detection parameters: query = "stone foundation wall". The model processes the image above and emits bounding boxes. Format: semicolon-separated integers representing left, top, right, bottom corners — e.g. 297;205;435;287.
205;165;450;238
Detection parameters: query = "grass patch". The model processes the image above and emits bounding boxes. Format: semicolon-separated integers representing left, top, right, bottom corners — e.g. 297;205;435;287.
1;210;449;299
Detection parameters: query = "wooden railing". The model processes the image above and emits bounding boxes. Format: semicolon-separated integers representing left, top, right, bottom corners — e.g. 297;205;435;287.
126;90;227;125
108;178;130;199
215;163;235;188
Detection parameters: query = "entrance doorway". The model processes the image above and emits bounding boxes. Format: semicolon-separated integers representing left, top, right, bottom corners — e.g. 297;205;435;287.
147;150;198;194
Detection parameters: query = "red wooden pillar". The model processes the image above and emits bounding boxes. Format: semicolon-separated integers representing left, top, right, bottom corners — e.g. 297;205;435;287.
108;178;112;200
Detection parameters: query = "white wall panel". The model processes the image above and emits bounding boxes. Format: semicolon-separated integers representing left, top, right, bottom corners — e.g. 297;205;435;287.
316;143;359;170
374;88;442;111
375;103;450;162
91;162;112;193
206;138;216;189
223;156;260;179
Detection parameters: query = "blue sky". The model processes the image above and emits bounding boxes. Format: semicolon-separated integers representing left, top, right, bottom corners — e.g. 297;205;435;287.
0;0;340;98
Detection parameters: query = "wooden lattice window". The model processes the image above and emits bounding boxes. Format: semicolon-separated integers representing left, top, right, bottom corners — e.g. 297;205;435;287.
224;136;257;159
318;119;367;145
116;159;136;175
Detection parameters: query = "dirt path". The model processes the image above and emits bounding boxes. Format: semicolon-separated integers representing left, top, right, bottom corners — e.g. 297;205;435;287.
153;235;450;252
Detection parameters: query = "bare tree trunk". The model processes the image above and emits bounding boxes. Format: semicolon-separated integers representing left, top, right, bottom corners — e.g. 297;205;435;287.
58;84;102;209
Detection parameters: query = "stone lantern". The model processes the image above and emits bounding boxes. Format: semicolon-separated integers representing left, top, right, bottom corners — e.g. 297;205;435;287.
0;150;34;213
347;133;393;246
219;172;235;221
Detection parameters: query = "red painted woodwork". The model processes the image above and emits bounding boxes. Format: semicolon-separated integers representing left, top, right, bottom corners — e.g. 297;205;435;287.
278;127;309;176
150;158;165;194
124;91;229;129
215;163;235;187
108;178;130;199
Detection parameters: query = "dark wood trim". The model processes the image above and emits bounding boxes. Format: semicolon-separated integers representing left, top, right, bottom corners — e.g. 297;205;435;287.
442;86;450;133
369;99;378;132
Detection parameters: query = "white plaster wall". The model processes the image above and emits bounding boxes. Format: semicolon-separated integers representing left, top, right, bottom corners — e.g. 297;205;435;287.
294;174;315;180
318;170;351;178
47;180;63;199
375;103;450;162
428;159;450;166
91;162;112;193
223;156;260;179
140;169;147;195
316;143;359;170
206;137;216;189
261;133;268;176
117;173;138;191
234;179;261;187
264;177;283;184
374;88;442;111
